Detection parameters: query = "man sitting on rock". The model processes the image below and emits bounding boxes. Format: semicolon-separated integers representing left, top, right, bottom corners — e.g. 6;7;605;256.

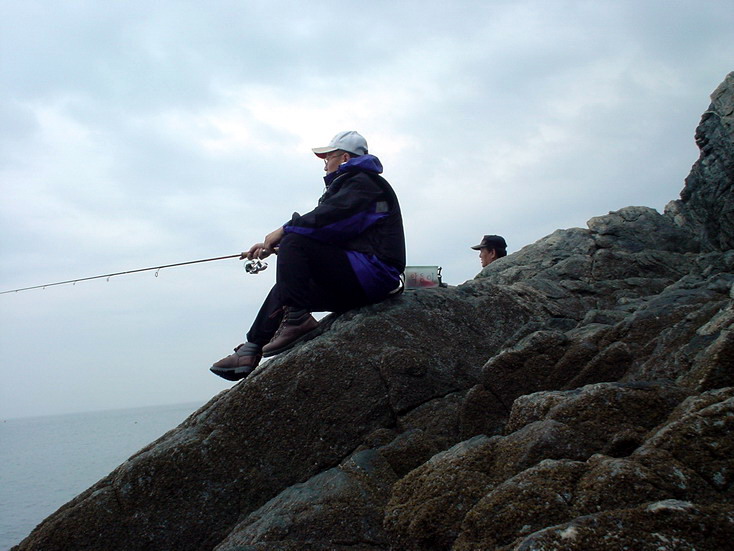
472;234;507;267
211;131;406;381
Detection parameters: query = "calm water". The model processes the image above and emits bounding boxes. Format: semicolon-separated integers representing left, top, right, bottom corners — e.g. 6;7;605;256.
0;401;203;550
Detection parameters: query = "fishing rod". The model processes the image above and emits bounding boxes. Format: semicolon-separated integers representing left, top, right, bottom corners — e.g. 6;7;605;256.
0;254;269;295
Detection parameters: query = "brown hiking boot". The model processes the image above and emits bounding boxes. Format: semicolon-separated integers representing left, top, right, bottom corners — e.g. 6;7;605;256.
210;343;262;381
262;309;319;357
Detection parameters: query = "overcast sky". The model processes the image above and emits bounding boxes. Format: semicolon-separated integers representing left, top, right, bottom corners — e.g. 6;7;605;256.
1;0;732;419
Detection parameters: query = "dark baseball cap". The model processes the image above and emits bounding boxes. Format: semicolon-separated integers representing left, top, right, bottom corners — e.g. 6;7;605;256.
471;235;507;250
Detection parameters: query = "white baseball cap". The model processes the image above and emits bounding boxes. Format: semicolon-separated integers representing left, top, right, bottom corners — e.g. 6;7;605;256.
312;131;368;158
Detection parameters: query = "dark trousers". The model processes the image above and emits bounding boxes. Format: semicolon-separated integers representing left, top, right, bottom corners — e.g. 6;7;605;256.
246;233;369;346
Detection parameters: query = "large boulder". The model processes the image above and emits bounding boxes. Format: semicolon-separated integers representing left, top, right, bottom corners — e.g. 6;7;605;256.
14;282;545;551
384;381;699;550
506;500;734;551
667;71;734;251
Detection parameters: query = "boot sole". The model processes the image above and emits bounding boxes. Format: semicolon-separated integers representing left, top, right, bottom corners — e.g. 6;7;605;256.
209;364;256;381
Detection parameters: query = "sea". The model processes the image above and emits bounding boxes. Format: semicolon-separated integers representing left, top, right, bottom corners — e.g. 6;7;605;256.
0;401;204;550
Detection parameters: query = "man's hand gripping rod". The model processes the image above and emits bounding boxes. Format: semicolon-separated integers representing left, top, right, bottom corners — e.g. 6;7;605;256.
241;246;278;275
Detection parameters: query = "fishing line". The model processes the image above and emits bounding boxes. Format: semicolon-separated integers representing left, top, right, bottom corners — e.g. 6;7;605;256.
0;253;260;295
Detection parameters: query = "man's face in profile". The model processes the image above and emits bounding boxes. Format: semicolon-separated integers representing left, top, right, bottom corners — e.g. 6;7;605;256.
479;247;497;267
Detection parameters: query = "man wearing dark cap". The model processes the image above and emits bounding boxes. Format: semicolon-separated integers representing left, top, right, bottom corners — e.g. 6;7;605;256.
210;131;406;381
471;234;507;267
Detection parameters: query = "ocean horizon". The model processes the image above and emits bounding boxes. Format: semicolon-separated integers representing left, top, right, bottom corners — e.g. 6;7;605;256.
0;400;205;550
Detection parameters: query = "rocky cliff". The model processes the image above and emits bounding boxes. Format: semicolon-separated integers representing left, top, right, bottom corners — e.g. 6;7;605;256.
15;73;734;551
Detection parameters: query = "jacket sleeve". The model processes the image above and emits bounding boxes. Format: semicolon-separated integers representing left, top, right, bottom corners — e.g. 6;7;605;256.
283;174;389;245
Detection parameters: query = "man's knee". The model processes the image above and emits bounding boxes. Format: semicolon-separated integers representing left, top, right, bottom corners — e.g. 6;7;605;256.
278;232;309;255
280;232;329;256
281;231;313;245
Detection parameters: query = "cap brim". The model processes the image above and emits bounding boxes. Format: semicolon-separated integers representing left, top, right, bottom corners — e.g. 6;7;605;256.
312;146;338;158
470;244;483;250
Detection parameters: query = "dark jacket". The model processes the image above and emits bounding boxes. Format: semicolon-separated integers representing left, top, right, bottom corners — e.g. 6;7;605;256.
283;154;406;300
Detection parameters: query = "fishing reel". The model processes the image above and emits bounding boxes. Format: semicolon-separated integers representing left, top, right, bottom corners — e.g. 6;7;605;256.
243;258;268;275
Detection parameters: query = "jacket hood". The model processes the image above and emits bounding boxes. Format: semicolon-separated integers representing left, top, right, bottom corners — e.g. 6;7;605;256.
324;154;383;186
